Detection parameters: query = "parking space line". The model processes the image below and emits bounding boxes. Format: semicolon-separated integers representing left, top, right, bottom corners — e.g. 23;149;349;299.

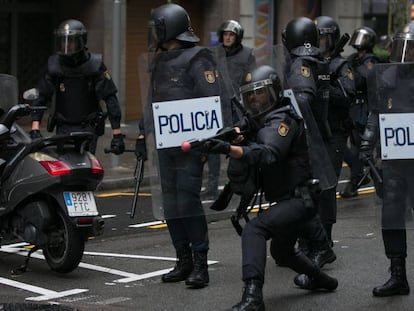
1;244;218;284
0;276;88;301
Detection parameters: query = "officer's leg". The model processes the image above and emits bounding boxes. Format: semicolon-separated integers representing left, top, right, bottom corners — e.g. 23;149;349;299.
373;163;409;296
203;154;220;199
296;213;336;268
341;129;368;197
229;217;267;311
157;150;193;283
270;215;338;292
162;220;194;283
174;151;210;288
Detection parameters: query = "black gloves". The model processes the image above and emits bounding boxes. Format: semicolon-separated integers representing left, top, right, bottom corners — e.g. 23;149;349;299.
110;133;125;155
29;130;42;139
135;138;147;160
359;141;373;166
202;139;231;155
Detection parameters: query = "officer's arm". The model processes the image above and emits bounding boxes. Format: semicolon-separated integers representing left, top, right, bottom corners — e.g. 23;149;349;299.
234;118;298;165
31;72;55;130
103;94;122;135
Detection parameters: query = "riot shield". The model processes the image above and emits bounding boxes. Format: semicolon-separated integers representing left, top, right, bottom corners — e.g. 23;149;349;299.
0;74;18;114
272;44;336;191
367;62;414;229
138;47;238;221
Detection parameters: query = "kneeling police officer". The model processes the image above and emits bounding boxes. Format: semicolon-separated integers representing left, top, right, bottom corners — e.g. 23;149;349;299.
203;65;338;310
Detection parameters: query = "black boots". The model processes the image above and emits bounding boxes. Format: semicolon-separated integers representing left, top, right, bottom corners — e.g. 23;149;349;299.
308;246;336;268
185;250;209;288
373;257;410;297
162;247;209;288
340;175;370;198
228;279;265;311
162;245;193;283
293;271;338;291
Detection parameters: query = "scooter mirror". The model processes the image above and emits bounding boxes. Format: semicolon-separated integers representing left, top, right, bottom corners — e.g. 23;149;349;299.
23;88;39;102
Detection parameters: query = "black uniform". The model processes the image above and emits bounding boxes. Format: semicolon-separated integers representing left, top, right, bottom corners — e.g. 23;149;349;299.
240;106;320;282
282;53;337;260
149;46;219;254
32;52;122;153
317;56;355;236
203;44;256;199
285;55;331;141
220;44;256;122
343;52;379;192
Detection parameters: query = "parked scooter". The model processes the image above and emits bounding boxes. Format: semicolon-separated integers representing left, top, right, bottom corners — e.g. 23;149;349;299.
0;74;104;273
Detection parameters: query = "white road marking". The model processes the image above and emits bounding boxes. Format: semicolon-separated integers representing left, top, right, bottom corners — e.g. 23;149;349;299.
0;244;218;284
128;220;165;228
102;215;117;219
0;277;88;301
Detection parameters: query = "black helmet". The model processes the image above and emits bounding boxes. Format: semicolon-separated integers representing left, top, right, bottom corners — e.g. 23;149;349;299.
54;19;87;56
148;3;199;51
284;17;319;56
217;20;244;45
314;16;340;55
239;65;282;119
390;21;414;63
349;26;376;51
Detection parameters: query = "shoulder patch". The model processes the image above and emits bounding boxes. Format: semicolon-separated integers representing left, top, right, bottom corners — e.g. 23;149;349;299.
204;71;216;83
301;66;310;78
277;122;289;137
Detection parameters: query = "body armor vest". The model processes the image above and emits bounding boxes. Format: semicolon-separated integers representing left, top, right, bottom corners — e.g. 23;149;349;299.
301;55;331;140
151;47;207;102
48;53;102;123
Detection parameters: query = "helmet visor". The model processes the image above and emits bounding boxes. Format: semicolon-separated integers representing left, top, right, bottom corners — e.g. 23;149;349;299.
319;33;334;54
240;79;274;116
350;31;370;49
390;39;414;63
54;29;85;55
148;18;165;51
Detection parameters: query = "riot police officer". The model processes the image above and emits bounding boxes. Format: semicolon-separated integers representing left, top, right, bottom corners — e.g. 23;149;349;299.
135;3;219;289
314;15;356;245
30;19;124;155
341;26;379;197
216;19;256;120
361;21;414;297
202;65;338;311
201;20;257;200
278;17;337;268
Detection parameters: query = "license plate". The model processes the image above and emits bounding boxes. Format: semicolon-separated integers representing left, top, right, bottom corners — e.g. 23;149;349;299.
63;191;98;217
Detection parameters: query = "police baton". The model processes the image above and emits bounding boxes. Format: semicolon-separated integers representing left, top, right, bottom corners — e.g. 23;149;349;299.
130;156;144;219
367;158;383;184
104;147;143;218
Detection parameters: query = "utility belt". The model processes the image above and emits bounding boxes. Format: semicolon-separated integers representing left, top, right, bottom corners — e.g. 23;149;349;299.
47;111;107;136
293;179;321;209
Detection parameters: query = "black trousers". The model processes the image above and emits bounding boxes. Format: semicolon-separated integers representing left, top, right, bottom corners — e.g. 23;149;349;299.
158;148;209;252
381;160;414;258
319;130;348;224
241;197;318;283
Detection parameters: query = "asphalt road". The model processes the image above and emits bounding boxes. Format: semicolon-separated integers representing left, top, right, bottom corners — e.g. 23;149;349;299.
2;182;414;310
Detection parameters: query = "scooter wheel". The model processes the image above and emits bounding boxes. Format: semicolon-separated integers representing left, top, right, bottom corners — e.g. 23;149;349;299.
43;209;85;273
